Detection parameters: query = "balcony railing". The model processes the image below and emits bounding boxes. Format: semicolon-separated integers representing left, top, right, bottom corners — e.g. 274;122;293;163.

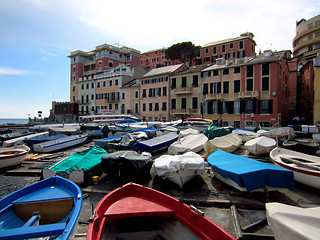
172;87;193;95
239;91;259;99
204;93;222;101
171;109;192;115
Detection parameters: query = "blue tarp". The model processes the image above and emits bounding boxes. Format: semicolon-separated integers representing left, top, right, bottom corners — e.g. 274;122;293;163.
207;149;295;191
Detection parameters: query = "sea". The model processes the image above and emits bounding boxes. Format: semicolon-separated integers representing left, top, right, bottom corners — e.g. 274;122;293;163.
0;118;29;125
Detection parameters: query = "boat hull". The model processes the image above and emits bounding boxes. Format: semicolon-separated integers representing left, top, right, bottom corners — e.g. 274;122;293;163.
0;145;30;168
270;147;320;189
87;183;236;240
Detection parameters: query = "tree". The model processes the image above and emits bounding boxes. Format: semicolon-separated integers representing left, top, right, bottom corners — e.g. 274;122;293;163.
165;41;200;65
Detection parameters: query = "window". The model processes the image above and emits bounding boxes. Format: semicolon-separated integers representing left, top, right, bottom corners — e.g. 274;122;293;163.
143;103;146;111
163;87;167;96
149;89;153;97
223;81;229;93
246;100;255;114
109;80;112;87
225;101;234;114
230;43;234;49
72;86;75;92
205;48;209;53
97;82;100;88
142;89;146;98
214;82;221;93
259;100;272;114
246;79;253;91
204;57;210;62
91;83;94;88
262;77;269;91
135;91;139;99
171;99;176;109
234;101;240;114
239;41;243;49
223;69;229;75
234;67;240;73
181;77;187;87
155;103;159;111
262;64;269;75
234;80;240;93
192;97;198;109
135;103;139;113
247;66;253;77
222;45;226;52
103;81;106;87
99;62;101;68
181;98;186;109
162;102;167;111
171;78;176;89
91;94;94;100
213;47;217;54
210;83;214;94
115;80;118;86
203;83;208;95
192;75;198;87
122;92;125;99
149;103;153;111
213;70;219;76
109;62;113;67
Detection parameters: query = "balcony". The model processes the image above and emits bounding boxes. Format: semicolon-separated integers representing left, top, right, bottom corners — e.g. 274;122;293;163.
171;109;192;115
105;97;120;102
172;87;192;95
239;91;258;99
204;93;222;101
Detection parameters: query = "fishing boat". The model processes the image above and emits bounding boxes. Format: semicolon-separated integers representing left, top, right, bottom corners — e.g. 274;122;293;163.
2;131;49;148
266;202;320;240
244;136;277;156
42;146;107;184
0;129;33;143
282;139;319;155
132;132;179;153
24;134;67;150
207;149;295;192
33;134;88;153
168;133;208;155
86;183;236;240
0;176;82;240
270;147;320;189
0;145;30;168
153;152;205;187
204;132;242;155
101;150;153;181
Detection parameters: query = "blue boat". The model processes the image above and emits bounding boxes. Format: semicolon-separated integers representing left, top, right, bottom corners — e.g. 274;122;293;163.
207;149;295;192
132;132;179;153
24;134;67;150
0;176;82;240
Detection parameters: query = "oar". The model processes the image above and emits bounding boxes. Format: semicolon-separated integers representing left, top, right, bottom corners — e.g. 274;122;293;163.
280;157;320;171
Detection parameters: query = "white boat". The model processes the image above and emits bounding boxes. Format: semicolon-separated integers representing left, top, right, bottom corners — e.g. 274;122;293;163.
270;147;320;189
3;131;49;148
153;152;205;187
168;133;208;155
204;132;242;155
0;145;30;168
231;128;261;142
33;134;88;153
244;136;277;156
258;127;295;142
266;202;320;240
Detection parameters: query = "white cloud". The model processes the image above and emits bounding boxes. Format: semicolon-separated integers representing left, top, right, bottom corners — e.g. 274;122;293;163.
0;67;35;75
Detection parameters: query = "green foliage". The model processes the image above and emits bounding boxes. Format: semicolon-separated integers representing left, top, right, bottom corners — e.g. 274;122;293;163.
165;42;200;65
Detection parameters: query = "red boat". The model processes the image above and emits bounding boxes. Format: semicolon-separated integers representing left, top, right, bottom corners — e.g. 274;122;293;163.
87;183;235;240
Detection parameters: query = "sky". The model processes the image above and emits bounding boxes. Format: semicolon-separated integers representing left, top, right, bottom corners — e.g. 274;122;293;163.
0;0;319;119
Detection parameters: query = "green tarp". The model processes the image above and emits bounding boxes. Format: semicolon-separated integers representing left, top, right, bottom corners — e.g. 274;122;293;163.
203;124;231;140
48;146;107;173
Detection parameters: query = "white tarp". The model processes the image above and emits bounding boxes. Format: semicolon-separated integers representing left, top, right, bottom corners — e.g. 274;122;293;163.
266;202;320;240
168;133;208;155
178;128;200;138
258;127;295;141
204;132;242;155
244;136;277;156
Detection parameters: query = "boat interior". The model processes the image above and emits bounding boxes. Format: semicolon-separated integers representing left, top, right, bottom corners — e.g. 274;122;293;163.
102;216;201;240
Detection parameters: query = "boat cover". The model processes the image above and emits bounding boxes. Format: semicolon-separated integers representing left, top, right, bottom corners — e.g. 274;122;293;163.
266;202;320;240
132;132;179;153
24;134;66;149
208;149;295;191
154;152;205;178
203;124;231;140
259;127;295;140
178;128;200;138
48;146;107;173
101;150;153;180
204;132;242;155
168;133;208;155
244;136;277;156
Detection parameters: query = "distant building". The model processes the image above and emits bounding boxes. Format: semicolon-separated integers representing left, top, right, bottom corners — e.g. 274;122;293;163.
49;101;79;122
293;15;320;124
140;48;181;69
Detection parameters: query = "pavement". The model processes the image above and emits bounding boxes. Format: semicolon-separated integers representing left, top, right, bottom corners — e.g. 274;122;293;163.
1;141;320;239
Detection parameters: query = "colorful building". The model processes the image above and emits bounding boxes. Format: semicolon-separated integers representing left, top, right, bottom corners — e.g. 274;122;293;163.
201;50;292;128
140;48;181;69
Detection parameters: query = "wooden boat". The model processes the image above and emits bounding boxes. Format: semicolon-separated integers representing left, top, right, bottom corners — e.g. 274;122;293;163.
33;134;88;153
132;132;179;153
0;130;33;143
0;176;82;240
153;152;205;187
42;146;107;184
3;131;49;148
208;149;294;192
282;139;319;155
87;183;236;240
0;145;30;168
168;133;208;155
244;136;277;156
270;147;320;189
266;202;320;240
204;132;242;156
101;150;153;181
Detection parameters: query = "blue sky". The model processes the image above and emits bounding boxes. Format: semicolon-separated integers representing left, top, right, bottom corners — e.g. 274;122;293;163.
0;0;319;118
